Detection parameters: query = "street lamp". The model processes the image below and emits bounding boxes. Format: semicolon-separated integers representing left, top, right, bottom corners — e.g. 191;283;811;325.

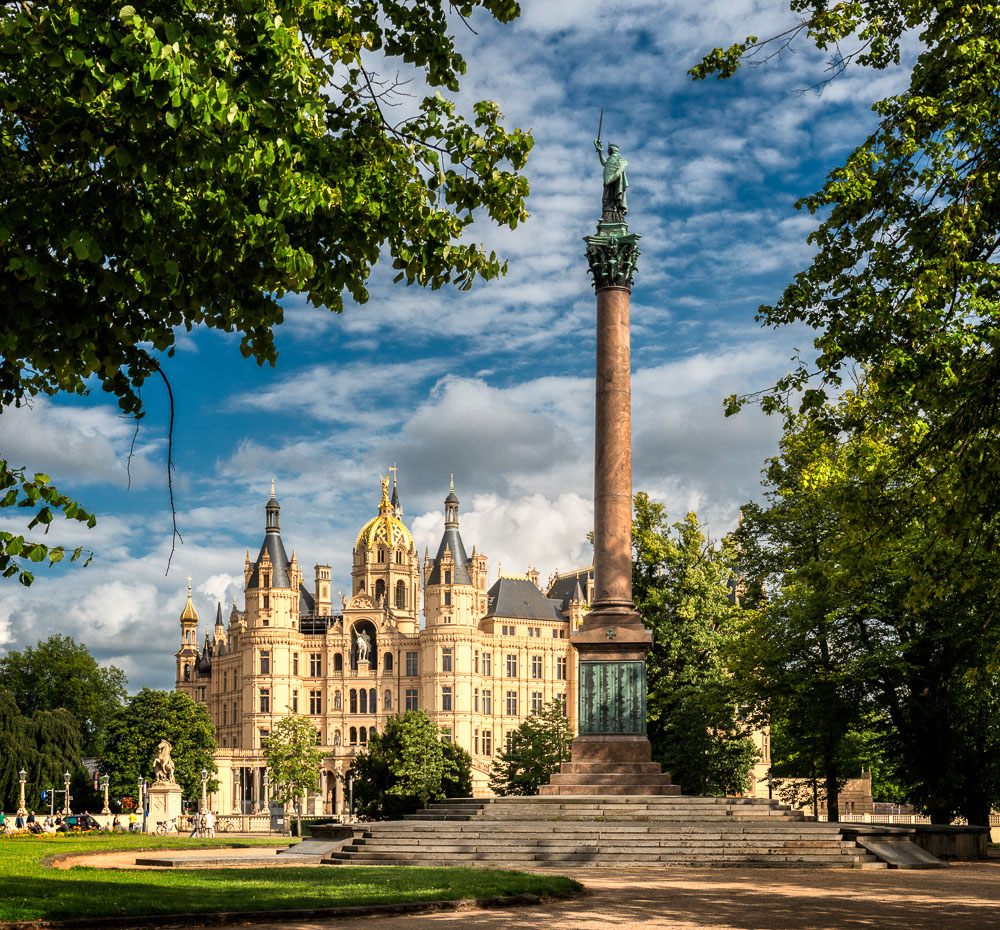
16;768;27;819
347;772;354;821
263;771;270;835
200;769;208;813
101;775;110;816
62;771;71;816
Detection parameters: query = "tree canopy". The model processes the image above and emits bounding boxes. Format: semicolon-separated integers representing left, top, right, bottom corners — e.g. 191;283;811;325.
633;493;758;797
101;688;217;806
1;0;532;580
262;715;326;836
350;710;471;819
0;633;127;754
695;3;1000;572
489;698;572;796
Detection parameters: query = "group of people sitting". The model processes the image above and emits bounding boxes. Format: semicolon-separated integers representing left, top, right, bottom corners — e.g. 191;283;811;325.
0;810;99;833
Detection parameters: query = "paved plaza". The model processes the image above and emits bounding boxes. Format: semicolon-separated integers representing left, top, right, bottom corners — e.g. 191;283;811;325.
157;861;1000;930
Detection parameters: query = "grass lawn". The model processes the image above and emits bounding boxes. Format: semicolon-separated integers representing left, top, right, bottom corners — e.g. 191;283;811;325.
0;834;581;922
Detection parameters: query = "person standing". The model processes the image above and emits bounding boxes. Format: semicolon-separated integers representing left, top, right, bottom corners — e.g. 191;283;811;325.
204;809;216;838
189;811;202;838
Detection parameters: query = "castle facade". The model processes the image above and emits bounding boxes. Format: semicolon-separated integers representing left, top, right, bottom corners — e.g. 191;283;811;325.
175;475;590;810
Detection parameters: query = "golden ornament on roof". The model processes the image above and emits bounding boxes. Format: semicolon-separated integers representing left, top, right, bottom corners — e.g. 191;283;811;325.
355;471;414;552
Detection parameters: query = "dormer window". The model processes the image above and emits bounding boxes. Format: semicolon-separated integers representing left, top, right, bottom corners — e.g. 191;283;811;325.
262;572;270;588
444;570;451;584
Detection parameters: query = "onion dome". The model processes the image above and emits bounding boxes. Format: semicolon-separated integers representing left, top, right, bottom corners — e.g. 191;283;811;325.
356;472;414;551
180;578;199;622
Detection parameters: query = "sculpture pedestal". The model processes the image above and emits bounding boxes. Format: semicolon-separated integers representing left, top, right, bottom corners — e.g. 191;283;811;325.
145;782;182;833
540;610;679;796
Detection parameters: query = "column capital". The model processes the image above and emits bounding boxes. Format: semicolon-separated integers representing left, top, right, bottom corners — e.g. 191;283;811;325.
584;221;641;291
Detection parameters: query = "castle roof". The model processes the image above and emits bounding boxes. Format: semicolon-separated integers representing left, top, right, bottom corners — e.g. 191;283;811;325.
248;486;292;588
547;566;593;611
485;576;567;622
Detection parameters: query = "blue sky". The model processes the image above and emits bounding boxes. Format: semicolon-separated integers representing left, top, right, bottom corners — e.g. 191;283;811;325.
0;1;912;690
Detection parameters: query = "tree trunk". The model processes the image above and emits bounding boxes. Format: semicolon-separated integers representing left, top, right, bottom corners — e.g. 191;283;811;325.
824;756;840;823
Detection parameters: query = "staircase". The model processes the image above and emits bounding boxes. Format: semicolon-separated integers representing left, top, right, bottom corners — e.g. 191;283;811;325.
322;796;892;869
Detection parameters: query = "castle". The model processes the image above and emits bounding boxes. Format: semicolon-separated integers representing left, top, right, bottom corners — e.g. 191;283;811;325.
175;474;591;810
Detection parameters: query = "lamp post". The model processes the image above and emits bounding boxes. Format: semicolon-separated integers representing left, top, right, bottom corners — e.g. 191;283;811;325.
101;775;110;816
138;778;146;833
62;771;71;816
16;768;27;819
200;769;208;813
263;771;270;835
347;772;354;821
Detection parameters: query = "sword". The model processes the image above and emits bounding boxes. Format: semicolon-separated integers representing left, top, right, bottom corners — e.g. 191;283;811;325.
596;107;603;146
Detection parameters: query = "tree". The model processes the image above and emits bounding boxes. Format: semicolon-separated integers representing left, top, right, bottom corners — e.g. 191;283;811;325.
695;4;1000;584
262;715;326;837
489;698;572;796
350;710;471;820
1;1;532;576
101;688;216;807
633;494;758;797
0;688;90;814
0;634;127;754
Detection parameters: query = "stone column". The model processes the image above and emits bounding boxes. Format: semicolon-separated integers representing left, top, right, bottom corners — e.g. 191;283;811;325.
540;215;677;796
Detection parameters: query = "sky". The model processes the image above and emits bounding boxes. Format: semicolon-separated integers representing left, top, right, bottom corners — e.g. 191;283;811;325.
0;1;914;691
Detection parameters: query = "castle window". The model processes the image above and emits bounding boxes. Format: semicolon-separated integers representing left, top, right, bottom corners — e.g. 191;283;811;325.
474;729;479;755
260;729;269;745
349;727;357;744
444;615;451;624
359;689;368;714
444;570;451;584
482;653;492;676
183;664;190;681
558;693;566;713
444;592;451;606
334;690;341;710
260;650;270;675
223;704;228;725
556;657;567;680
482;689;492;714
474;688;479;712
378;548;385;563
405;652;418;676
441;685;453;712
395;580;406;608
395;549;403;564
441;727;452;744
474;650;479;674
552;629;559;638
531;655;542;679
505;654;517;678
375;579;386;602
384;652;393;671
483;730;493;756
263;572;270;588
369;688;377;712
505;691;517;715
350;689;358;714
405;688;419;711
384;690;392;710
441;648;453;672
315;729;322;745
259;688;270;713
223;671;228;691
222;737;227;747
262;594;269;612
292;690;299;713
360;726;368;743
293;653;299;675
531;691;543;713
310;653;322;676
334;653;343;672
309;689;322;714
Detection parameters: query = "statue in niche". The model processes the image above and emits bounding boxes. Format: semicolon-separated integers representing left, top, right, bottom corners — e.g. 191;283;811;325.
376;592;385;609
594;138;628;220
153;740;176;784
356;629;371;663
334;730;342;747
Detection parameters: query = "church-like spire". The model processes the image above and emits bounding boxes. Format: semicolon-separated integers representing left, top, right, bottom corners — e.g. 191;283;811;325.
391;466;402;518
180;576;199;622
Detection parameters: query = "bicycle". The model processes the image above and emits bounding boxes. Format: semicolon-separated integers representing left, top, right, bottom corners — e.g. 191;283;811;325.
155;816;179;835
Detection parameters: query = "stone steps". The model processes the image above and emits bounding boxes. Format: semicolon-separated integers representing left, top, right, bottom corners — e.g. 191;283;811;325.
327;796;894;870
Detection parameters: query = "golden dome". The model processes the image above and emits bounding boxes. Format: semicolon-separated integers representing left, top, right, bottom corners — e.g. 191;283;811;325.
355;473;414;552
180;577;199;622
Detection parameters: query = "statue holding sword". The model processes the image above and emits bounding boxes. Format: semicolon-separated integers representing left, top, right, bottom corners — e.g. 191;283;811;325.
594;108;628;221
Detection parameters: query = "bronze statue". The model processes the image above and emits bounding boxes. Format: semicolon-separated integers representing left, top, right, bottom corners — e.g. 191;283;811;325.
594;139;628;221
